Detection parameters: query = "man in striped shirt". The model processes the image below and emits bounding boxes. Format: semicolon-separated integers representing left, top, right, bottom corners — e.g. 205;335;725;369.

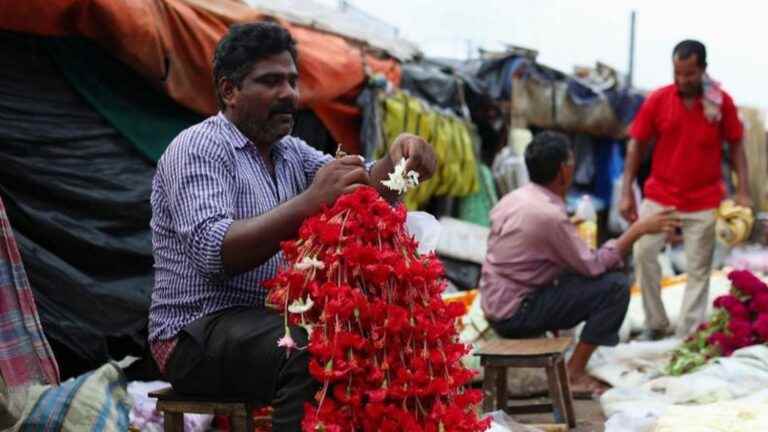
148;22;436;431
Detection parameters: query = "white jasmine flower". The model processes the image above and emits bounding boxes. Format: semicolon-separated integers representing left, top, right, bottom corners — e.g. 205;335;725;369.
381;158;420;194
294;256;325;271
288;297;314;314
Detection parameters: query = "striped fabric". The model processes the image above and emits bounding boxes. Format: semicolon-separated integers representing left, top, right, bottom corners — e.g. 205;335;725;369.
0;195;59;388
148;113;333;344
18;362;129;431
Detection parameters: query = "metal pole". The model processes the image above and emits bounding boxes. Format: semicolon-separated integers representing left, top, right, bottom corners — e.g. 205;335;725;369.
628;10;636;87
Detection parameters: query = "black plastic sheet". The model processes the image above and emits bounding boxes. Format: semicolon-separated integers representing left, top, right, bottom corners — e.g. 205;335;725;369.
0;32;154;365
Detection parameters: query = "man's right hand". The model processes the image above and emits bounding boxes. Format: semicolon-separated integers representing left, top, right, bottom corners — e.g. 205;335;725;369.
637;209;681;235
306;155;369;208
619;191;638;223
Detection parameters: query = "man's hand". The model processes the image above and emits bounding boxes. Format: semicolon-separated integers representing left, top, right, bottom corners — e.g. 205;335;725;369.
306;155;369;208
637;208;681;235
734;191;753;209
619;191;639;223
388;133;437;182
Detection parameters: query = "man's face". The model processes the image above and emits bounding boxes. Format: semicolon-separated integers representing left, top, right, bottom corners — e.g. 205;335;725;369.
673;55;705;97
222;51;299;146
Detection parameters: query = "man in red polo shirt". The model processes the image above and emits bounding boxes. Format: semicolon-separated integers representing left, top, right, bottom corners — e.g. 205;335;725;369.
620;40;750;340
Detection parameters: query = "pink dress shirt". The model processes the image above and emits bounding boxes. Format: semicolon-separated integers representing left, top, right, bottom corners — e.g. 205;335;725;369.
480;183;623;321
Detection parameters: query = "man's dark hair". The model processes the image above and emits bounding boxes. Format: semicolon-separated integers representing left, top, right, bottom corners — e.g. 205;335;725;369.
524;131;572;185
212;22;298;108
673;40;707;68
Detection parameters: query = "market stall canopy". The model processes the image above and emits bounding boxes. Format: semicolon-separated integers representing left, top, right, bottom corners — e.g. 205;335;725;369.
246;0;421;61
0;0;402;152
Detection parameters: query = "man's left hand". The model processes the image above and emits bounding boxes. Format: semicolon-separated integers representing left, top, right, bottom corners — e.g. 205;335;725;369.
389;133;437;181
735;191;753;209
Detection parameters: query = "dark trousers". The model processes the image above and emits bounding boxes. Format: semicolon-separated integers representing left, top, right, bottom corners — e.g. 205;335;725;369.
490;272;630;347
166;307;317;432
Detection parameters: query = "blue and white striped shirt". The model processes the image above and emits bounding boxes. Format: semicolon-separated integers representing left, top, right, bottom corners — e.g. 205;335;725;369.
148;113;332;343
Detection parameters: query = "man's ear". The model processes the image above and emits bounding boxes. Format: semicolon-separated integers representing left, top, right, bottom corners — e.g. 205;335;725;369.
219;78;237;109
556;163;567;186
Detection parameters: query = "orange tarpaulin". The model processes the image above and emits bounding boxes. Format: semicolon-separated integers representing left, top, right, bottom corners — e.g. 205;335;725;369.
0;0;401;153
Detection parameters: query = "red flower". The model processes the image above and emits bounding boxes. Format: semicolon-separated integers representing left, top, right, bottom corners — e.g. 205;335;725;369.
751;292;768;314
754;314;768;342
728;319;753;339
265;187;486;431
713;294;750;319
708;332;736;356
728;269;768;297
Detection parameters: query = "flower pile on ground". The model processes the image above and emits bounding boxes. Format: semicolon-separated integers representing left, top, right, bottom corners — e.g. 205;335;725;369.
265;186;489;432
667;270;768;375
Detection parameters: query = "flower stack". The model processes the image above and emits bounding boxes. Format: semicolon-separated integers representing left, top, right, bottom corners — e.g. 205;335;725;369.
265;186;489;432
667;270;768;376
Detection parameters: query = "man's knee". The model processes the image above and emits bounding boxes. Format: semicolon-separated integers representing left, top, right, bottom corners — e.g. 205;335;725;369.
634;237;661;262
601;272;630;303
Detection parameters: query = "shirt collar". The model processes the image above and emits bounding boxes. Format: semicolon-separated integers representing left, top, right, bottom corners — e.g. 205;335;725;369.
216;112;287;158
527;182;567;212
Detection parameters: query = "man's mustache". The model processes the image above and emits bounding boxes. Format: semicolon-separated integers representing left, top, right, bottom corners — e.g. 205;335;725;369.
269;102;298;116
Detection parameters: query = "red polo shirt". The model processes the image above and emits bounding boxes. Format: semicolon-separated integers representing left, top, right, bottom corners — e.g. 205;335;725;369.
630;84;743;211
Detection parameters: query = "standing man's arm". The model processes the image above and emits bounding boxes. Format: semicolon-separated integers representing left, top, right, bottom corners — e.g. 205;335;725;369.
722;94;751;208
620;138;650;223
620;92;659;223
730;139;751;207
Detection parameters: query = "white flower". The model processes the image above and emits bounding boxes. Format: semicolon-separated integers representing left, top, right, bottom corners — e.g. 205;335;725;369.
381;158;420;194
288;297;314;314
294;256;325;271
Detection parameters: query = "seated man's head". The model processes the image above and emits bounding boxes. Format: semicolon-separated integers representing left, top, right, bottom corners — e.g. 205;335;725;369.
524;131;574;197
213;22;299;147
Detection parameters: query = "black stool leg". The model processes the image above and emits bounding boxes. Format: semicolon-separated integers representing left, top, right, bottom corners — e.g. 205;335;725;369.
557;357;577;428
230;414;254;432
545;358;567;426
482;365;498;413
164;412;184;432
495;366;508;412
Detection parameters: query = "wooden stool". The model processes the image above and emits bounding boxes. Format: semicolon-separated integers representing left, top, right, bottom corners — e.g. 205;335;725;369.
148;387;271;431
475;337;576;429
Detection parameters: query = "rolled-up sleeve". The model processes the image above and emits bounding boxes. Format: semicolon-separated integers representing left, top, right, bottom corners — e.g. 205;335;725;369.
549;216;623;277
159;129;235;279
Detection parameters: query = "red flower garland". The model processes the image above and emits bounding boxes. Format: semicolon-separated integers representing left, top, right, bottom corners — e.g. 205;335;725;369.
265;186;489;432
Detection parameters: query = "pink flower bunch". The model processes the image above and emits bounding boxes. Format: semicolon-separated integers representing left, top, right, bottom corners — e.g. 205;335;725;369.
669;270;768;375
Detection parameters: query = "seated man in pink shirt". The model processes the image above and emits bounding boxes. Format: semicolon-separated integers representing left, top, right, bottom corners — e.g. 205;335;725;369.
480;131;680;396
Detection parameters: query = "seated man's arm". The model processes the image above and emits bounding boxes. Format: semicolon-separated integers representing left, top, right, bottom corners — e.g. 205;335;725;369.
223;151;368;276
548;215;624;278
162;134;368;278
549;210;679;278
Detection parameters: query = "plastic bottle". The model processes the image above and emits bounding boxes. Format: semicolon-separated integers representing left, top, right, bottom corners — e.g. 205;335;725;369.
575;195;598;250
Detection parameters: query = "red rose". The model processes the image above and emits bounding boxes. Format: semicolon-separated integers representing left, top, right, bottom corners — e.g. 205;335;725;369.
713;294;750;319
728;319;753;339
751;292;768;314
754;314;768;342
728;269;768;297
708;332;736;356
